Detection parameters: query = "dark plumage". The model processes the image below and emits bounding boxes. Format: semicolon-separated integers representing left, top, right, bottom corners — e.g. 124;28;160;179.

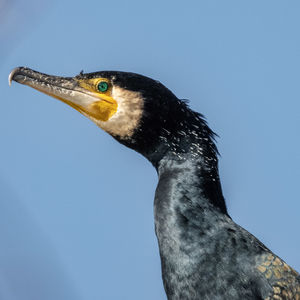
9;67;300;299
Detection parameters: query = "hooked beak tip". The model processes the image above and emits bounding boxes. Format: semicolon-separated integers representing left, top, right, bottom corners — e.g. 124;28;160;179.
8;67;25;86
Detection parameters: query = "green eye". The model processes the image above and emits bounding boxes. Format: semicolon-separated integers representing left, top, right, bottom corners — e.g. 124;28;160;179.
97;81;109;92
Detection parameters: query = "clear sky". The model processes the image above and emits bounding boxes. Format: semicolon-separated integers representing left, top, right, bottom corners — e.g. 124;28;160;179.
0;1;299;299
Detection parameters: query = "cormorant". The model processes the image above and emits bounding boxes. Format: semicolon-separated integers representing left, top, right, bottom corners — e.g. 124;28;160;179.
9;67;300;300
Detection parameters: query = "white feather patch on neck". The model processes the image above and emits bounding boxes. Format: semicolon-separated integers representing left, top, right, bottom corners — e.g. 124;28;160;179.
92;86;144;138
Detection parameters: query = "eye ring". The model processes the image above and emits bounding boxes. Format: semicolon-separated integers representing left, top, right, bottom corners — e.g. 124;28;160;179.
97;81;109;92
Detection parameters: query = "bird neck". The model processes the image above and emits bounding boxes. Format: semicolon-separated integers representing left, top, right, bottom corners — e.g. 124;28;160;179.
156;151;228;217
153;126;229;253
150;105;228;214
154;151;230;297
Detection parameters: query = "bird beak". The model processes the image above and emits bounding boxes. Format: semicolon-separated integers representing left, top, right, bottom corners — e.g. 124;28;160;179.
8;67;116;121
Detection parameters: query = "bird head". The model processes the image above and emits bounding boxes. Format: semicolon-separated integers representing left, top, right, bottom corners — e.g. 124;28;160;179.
9;68;181;159
9;67;216;166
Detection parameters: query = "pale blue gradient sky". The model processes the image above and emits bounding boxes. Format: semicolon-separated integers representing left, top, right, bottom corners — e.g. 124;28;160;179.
1;1;299;299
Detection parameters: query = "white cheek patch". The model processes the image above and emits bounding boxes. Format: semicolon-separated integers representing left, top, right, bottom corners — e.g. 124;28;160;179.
93;86;144;139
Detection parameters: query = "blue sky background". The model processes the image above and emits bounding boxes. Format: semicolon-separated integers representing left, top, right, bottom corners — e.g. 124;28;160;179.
1;1;299;299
